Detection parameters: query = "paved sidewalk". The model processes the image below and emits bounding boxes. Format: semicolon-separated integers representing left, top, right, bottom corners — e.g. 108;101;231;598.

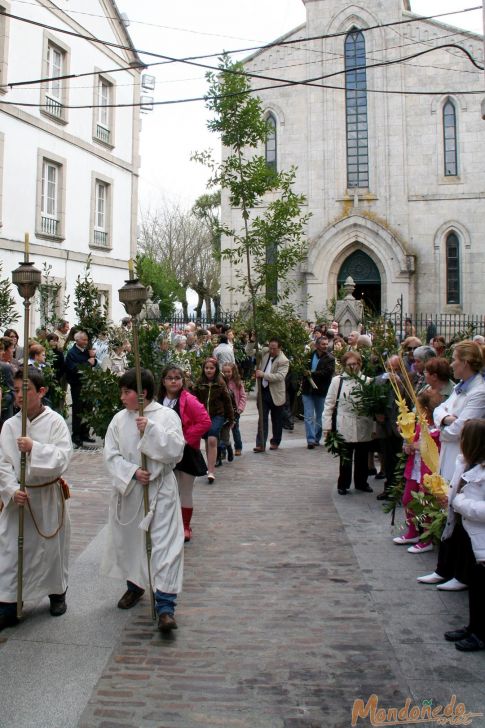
1;395;484;728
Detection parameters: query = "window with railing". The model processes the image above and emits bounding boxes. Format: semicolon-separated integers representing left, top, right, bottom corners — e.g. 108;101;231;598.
443;99;458;177
41;161;59;236
41;35;69;123
92;179;111;248
93;75;115;146
345;29;369;189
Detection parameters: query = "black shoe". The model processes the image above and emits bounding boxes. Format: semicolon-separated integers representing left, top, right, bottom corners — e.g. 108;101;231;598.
455;634;485;652
215;458;223;468
356;484;373;493
337;488;348;495
0;613;18;631
375;472;386;480
72;437;83;448
49;592;67;617
227;445;234;462
307;443;315;450
117;588;145;609
445;627;471;642
376;491;391;501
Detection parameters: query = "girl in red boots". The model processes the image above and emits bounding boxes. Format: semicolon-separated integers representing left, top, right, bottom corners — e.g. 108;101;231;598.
393;389;443;553
158;365;211;542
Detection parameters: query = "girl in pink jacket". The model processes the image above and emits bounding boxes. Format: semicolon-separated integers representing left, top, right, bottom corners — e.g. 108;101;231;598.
158;364;211;542
222;363;247;456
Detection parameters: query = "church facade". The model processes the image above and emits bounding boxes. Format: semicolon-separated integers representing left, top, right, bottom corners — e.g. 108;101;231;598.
220;0;485;317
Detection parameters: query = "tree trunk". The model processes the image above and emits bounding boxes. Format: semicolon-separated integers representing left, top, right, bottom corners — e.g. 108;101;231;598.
204;296;212;320
213;294;221;321
195;291;204;319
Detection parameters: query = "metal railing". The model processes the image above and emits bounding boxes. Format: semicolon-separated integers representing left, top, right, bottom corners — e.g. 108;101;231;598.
381;298;484;342
41;215;59;236
45;95;63;118
95;124;110;144
93;229;109;247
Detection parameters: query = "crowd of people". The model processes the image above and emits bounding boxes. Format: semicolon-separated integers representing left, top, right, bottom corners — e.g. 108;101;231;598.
0;315;484;648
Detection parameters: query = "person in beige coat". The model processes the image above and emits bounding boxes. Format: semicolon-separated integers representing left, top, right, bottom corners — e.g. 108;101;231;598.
253;338;289;452
323;351;374;495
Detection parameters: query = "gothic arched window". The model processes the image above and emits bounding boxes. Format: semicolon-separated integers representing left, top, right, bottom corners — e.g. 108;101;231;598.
265;113;277;172
446;232;460;304
345;29;368;189
443;99;458;176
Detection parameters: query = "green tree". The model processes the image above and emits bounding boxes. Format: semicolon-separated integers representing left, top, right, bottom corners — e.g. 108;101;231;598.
193;55;310;441
0;260;20;330
73;255;108;340
136;254;181;319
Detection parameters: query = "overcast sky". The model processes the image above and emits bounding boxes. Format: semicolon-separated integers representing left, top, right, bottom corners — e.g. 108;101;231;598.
116;0;484;212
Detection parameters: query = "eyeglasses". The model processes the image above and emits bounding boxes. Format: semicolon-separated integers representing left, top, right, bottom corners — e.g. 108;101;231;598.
164;376;182;381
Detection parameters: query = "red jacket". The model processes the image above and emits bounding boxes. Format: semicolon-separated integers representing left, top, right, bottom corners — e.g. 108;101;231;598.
178;390;211;449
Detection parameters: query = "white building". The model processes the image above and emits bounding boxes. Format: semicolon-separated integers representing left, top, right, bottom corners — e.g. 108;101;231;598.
0;0;143;331
221;0;485;318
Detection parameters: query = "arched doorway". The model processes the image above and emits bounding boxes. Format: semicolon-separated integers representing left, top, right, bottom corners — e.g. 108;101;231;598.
337;250;381;313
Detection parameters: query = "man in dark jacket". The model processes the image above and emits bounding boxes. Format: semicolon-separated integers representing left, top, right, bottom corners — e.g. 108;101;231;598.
64;331;96;446
301;335;335;448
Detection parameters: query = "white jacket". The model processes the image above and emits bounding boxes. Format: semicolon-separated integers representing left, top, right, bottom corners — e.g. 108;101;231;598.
445;456;485;562
433;374;485;481
323;374;373;443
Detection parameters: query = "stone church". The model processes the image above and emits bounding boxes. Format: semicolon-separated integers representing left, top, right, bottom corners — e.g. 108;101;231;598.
220;0;485;317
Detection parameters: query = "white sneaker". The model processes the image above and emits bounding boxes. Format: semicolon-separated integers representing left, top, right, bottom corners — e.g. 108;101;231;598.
393;535;420;545
408;543;434;553
436;578;468;591
417;572;444;584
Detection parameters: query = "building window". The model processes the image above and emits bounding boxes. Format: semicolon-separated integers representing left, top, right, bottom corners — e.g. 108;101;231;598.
345;29;369;189
446;232;460;304
93;72;115;147
90;174;113;249
41;34;70;124
443;99;458;177
36;150;66;240
265;113;277;172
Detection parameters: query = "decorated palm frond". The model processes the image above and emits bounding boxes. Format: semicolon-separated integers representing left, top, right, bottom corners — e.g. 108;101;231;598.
324;430;350;464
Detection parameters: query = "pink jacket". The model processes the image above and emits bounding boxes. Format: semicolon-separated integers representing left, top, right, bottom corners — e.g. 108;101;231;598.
178;390;211;449
227;379;247;414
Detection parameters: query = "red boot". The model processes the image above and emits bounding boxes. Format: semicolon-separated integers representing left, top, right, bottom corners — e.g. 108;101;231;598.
181;507;193;543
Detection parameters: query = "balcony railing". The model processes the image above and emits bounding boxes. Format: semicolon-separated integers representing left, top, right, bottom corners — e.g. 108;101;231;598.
41;216;59;236
45;95;63;118
93;229;109;247
96;124;111;144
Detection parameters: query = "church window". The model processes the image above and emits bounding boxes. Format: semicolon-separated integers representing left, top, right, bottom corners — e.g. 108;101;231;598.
265;113;277;172
446;232;460;304
443;100;458;176
345;29;368;189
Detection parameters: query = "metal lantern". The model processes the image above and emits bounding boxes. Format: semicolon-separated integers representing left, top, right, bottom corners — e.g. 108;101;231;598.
118;277;148;317
12;261;42;299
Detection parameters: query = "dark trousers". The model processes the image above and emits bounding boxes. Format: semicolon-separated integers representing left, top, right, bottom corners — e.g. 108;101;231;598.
468;560;485;641
338;441;369;491
70;384;89;442
380;433;403;489
256;386;283;448
436;521;475;585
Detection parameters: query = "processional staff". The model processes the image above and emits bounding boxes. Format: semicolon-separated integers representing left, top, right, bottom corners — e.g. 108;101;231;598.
11;233;41;619
118;261;156;620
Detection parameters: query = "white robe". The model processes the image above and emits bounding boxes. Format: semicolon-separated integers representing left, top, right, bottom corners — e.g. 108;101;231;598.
0;408;73;602
101;401;185;594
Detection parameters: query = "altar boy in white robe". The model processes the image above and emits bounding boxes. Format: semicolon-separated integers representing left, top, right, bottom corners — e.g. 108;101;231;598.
102;368;185;633
0;370;73;631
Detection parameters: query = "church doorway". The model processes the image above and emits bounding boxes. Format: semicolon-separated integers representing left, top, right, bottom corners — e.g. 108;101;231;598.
337;250;381;313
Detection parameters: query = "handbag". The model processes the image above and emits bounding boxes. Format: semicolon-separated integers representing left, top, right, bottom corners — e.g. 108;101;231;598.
175;443;208;477
331;376;344;433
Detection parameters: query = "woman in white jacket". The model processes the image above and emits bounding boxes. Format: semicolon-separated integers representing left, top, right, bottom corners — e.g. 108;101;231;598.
443;419;485;652
323;350;374;495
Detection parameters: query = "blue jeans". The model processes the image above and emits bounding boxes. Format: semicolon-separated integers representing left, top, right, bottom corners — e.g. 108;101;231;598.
301;393;325;444
155;590;177;616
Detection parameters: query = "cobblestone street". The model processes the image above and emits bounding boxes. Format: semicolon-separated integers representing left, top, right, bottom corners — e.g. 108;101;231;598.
1;396;484;728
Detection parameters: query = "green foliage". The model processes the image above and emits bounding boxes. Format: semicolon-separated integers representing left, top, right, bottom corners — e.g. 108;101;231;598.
408;489;447;545
79;367;122;439
0;260;20;330
126;321;164;380
324;431;350;464
135;254;181;319
74;255;108;340
192;191;221;256
193;53;310;323
347;375;389;418
382;452;407;514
